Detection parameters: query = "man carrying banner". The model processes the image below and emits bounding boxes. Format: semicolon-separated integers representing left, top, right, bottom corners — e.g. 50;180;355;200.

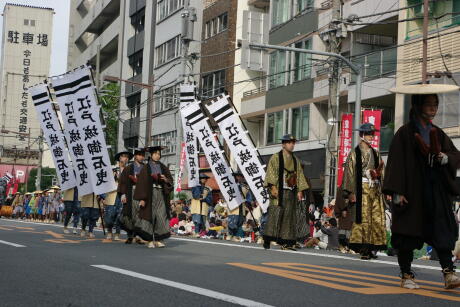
134;146;173;248
103;190;120;240
342;123;387;260
263;134;309;251
191;172;213;238
226;171;251;242
63;188;80;234
118;148;145;244
80;193;101;238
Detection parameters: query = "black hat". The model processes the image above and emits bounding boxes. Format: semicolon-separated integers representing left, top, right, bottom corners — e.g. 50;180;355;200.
280;134;297;142
133;148;146;155
115;151;134;161
232;171;244;177
355;123;379;133
147;146;165;153
199;171;210;179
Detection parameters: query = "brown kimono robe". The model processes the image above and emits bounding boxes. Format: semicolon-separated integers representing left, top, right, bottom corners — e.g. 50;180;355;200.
133;160;173;241
117;162;143;233
383;121;460;251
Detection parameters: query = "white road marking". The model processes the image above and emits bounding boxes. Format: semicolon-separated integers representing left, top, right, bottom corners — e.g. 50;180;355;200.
1;219;443;271
0;239;26;247
92;264;273;307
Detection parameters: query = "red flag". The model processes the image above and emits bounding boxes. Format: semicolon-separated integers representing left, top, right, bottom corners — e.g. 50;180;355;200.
337;114;353;187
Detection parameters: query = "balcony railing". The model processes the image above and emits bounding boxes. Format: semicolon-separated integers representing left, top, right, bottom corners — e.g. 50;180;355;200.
243;85;267;99
351;46;397;82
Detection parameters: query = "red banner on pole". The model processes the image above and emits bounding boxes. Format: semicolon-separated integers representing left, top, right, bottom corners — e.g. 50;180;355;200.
176;143;186;192
337;114;353;187
362;110;382;150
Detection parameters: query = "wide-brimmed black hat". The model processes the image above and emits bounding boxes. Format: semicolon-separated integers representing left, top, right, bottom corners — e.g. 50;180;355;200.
199;172;210;179
355;123;379;133
114;151;134;161
147;146;165;153
133;148;146;155
280;134;297;142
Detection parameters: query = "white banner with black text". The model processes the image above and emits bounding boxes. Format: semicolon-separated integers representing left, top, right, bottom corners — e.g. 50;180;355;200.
179;83;199;188
51;66;116;196
29;84;77;191
206;95;269;212
182;101;243;210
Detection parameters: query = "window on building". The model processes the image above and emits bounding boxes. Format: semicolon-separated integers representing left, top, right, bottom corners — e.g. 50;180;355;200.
272;0;290;26
269;51;286;89
296;0;314;14
24;19;29;26
204;12;229;39
201;70;226;99
30;20;35;27
154;84;180;112
291;105;310;140
218;12;228;32
158;0;185;22
128;50;143;76
156;35;181;67
131;8;145;33
152;130;178;154
294;39;312;82
126;93;141;119
266;111;284;145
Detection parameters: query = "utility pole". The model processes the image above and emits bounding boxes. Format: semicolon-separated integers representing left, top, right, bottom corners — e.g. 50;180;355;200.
322;0;344;207
180;0;193;83
36;132;43;191
145;74;154;146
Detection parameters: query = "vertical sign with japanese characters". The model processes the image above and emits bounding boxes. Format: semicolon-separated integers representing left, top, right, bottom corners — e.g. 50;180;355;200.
362;110;382;150
29;84;77;191
51;67;116;196
337;114;353;187
175;143;186;192
179;84;199;188
206;95;269;213
182;101;244;210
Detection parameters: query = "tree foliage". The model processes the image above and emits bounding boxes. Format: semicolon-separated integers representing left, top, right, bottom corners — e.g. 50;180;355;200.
100;82;120;164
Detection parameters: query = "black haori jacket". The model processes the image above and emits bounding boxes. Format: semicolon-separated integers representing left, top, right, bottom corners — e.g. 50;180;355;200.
383;121;460;249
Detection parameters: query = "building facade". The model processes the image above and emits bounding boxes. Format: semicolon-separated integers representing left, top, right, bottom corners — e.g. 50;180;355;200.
0;4;54;182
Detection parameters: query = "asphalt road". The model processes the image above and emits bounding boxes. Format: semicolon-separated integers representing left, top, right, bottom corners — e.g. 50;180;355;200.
1;218;459;307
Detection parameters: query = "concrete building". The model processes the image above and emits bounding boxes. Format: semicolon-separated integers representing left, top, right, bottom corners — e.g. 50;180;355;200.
395;0;460;149
149;0;203;172
0;3;54;183
67;0;125;85
239;0;399;203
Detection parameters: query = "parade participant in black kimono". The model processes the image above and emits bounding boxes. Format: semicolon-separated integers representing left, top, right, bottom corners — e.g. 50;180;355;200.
134;146;173;248
384;92;460;289
118;148;145;244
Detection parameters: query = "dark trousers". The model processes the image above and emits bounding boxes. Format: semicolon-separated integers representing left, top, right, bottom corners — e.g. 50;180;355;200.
398;247;453;274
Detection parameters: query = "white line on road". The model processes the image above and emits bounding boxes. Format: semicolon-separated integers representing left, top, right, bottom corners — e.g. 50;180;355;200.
0;239;26;247
1;219;442;271
92;264;274;307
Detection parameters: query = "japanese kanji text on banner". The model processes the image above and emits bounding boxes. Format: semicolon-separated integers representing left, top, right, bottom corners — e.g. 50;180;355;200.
206;95;269;213
182;101;244;210
362;110;382;150
179;84;200;188
29;84;77;191
50;66;116;196
337;113;353;187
